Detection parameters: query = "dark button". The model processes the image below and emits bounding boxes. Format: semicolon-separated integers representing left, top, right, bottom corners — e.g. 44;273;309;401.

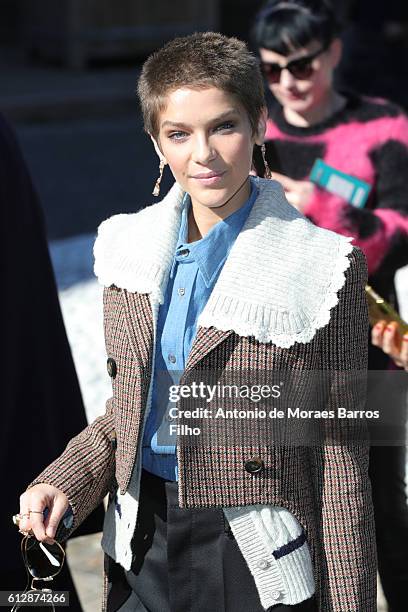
107;357;117;378
178;287;186;296
111;434;117;450
244;457;264;474
178;248;190;257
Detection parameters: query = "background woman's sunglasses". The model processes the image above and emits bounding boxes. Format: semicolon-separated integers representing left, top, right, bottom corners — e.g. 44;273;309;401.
259;45;328;83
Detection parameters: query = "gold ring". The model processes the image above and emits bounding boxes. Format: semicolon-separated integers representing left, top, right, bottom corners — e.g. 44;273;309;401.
12;513;31;527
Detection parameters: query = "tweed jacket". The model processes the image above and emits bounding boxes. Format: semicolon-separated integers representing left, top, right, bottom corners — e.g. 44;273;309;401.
30;178;376;611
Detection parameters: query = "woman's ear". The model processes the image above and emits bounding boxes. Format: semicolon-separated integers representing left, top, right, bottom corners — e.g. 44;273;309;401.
149;134;167;164
254;107;268;146
329;38;343;69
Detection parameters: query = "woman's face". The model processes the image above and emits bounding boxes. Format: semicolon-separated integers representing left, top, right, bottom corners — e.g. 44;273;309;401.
154;86;265;211
259;39;341;115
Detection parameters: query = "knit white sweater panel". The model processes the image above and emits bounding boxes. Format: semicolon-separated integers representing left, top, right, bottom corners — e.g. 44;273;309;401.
94;176;354;348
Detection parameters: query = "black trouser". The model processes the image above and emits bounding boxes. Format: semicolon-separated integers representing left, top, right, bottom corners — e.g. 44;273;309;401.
366;363;408;612
369;445;408;612
106;469;317;612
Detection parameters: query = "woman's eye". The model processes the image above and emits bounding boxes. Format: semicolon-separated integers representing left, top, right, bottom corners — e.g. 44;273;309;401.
168;131;188;141
215;122;235;132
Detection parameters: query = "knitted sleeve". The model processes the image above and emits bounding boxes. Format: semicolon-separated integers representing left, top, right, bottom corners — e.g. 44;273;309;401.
28;398;115;539
310;248;377;611
303;111;408;275
27;287;120;538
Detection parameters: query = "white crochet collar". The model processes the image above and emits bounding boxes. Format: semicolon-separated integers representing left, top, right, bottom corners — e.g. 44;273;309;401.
94;177;353;347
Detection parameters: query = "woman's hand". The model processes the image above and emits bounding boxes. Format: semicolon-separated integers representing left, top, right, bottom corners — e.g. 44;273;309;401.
371;320;408;371
273;172;314;213
19;484;69;543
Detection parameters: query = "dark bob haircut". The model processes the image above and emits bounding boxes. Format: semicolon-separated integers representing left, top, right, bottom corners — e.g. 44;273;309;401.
251;0;341;55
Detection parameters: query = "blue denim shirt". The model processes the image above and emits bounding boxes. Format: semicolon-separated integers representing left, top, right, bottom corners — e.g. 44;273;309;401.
142;179;258;480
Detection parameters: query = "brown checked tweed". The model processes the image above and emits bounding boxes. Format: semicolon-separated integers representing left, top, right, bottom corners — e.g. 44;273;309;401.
29;248;376;611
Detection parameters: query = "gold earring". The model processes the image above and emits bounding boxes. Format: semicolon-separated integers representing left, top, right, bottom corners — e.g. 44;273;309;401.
152;159;166;197
261;143;272;180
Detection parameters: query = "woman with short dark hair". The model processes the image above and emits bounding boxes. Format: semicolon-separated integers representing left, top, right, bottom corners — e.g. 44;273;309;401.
252;2;408;610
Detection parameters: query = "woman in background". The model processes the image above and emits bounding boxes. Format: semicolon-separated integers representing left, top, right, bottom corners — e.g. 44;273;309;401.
252;2;408;609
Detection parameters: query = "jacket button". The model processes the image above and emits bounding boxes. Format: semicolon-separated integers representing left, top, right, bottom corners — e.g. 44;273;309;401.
111;433;117;450
244;457;264;474
107;358;117;378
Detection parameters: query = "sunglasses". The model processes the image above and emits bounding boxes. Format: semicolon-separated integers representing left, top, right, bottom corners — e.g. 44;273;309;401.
259;45;328;83
11;535;66;611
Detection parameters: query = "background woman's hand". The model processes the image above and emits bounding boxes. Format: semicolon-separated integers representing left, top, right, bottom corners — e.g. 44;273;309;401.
371;320;408;371
273;172;314;213
19;484;69;543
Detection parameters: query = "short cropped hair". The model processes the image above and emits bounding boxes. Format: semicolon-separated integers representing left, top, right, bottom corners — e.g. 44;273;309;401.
252;0;341;55
137;32;266;141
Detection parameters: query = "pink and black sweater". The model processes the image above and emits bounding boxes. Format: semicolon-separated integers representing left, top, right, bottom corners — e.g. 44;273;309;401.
262;94;408;315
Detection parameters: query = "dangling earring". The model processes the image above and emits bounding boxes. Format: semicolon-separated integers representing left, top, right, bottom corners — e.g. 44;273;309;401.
261;143;272;180
152;159;166;196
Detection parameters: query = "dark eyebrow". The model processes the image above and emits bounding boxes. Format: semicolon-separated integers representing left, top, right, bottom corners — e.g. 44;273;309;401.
161;110;240;130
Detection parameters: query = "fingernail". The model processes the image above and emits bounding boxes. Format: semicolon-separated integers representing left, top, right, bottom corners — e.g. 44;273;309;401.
386;325;394;331
375;322;383;328
403;335;408;342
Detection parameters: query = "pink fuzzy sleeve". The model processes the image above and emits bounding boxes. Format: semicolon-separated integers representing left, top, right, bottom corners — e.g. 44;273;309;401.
304;113;408;276
304;192;408;275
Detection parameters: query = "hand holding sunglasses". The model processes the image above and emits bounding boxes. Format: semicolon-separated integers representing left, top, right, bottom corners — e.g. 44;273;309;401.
259;44;328;83
12;507;73;612
9;530;67;611
16;484;70;542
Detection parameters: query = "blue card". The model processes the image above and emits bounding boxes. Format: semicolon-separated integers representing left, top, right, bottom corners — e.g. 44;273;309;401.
309;158;371;208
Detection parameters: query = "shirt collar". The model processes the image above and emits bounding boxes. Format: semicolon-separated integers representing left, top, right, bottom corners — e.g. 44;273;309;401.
174;178;258;287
